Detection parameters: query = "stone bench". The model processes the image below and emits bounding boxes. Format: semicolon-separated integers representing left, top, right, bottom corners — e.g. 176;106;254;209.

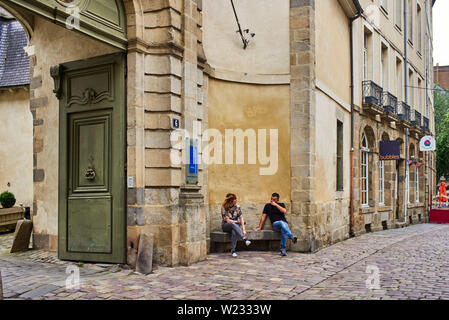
210;230;282;253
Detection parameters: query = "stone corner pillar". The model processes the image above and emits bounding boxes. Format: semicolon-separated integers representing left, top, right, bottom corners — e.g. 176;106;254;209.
289;0;316;252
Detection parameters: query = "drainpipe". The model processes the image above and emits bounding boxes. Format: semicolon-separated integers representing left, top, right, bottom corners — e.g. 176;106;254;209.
425;1;430;216
403;0;409;224
349;2;363;237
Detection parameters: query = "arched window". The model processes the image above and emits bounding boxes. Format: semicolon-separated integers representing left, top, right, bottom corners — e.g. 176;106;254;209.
361;133;369;207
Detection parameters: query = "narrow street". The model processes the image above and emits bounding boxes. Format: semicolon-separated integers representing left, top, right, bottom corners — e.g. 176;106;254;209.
1;223;448;300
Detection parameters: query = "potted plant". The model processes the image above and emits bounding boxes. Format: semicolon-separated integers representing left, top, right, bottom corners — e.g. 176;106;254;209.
0;191;23;232
0;191;16;209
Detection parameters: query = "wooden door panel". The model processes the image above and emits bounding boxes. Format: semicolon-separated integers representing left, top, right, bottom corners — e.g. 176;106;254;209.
57;53;126;264
70;113;111;193
68;197;112;253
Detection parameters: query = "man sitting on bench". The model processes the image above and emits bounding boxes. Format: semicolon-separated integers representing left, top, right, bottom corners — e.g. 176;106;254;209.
254;193;297;256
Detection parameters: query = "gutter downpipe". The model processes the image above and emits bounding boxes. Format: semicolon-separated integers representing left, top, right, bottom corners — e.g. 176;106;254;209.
349;2;363;237
425;0;430;216
404;0;409;224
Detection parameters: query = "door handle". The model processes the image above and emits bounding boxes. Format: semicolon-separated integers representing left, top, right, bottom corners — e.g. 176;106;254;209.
85;168;96;181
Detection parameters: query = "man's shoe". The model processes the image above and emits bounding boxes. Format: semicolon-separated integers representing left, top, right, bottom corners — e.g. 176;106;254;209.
280;248;287;256
232;252;238;257
245;240;251;246
292;236;298;244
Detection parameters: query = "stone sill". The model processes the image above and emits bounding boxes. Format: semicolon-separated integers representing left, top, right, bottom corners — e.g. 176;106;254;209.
407;203;425;209
361;206;375;214
335;191;346;200
377;205;393;212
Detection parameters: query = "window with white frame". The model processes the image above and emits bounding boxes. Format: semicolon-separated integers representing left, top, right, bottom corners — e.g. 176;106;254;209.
417;5;422;53
395;167;398;200
395;0;402;29
379;160;385;205
363;34;368;81
407;168;410;204
380;0;388;12
362;134;369;207
416;166;419;203
407;0;413;44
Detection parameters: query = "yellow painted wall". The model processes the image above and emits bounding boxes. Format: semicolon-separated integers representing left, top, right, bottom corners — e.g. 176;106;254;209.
31;17;119;238
208;78;291;230
0;89;33;207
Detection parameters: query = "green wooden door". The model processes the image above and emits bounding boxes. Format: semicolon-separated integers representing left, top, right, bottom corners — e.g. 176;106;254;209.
57;53;126;263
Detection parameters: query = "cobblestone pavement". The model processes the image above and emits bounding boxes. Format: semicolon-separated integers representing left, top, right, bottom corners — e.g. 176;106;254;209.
1;223;449;300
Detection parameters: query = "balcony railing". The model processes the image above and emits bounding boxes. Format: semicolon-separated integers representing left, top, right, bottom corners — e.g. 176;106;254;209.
421;117;430;132
363;80;383;107
411;110;422;127
398;102;411;122
382;92;398;114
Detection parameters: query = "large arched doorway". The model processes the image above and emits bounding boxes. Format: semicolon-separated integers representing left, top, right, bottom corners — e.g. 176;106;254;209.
1;0;210;267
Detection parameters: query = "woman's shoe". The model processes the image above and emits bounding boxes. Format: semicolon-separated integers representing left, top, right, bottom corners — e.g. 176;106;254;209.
232;252;238;257
280;248;287;256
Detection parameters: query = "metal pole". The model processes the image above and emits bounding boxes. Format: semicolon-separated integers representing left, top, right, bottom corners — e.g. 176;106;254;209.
404;0;409;224
230;0;247;49
0;270;3;300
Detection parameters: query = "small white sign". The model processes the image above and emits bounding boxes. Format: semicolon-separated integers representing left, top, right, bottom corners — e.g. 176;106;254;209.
128;176;135;189
419;135;436;152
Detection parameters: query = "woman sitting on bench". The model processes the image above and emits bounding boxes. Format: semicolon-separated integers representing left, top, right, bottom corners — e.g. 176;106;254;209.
221;193;251;257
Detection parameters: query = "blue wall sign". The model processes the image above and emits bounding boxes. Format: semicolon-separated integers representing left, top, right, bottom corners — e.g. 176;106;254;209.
186;138;198;184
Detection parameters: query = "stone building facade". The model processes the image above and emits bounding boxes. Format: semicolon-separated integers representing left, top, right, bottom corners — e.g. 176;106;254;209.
0;0;436;267
434;64;449;91
351;0;436;234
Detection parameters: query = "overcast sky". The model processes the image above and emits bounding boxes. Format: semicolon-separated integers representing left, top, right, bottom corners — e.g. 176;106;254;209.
433;1;449;66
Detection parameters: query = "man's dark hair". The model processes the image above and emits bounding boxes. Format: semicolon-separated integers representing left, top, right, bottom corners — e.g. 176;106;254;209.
272;193;280;199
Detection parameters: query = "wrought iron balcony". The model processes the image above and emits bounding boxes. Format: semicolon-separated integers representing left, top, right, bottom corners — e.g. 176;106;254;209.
398;102;411;122
411;110;422;127
421;116;430;132
382;92;398;114
363;80;383;107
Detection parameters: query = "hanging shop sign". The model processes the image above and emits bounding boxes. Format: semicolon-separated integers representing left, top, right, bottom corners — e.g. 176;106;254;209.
419;135;436;152
379;140;401;160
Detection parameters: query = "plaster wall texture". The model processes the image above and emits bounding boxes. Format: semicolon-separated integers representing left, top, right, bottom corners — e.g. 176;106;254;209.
207;78;291;232
0;89;33;207
314;90;351;203
316;0;351;110
202;0;290;82
30;16;119;244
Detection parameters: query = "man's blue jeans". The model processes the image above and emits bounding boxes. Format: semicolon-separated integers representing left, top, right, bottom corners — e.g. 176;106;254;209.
272;220;293;249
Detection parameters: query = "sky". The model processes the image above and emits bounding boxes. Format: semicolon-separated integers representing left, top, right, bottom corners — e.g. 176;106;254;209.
433;0;449;66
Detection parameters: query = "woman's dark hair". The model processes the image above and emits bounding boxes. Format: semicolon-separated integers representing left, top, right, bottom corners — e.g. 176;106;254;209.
223;193;237;210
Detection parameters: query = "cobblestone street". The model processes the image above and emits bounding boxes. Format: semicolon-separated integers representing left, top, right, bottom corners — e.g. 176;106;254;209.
1;223;449;300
